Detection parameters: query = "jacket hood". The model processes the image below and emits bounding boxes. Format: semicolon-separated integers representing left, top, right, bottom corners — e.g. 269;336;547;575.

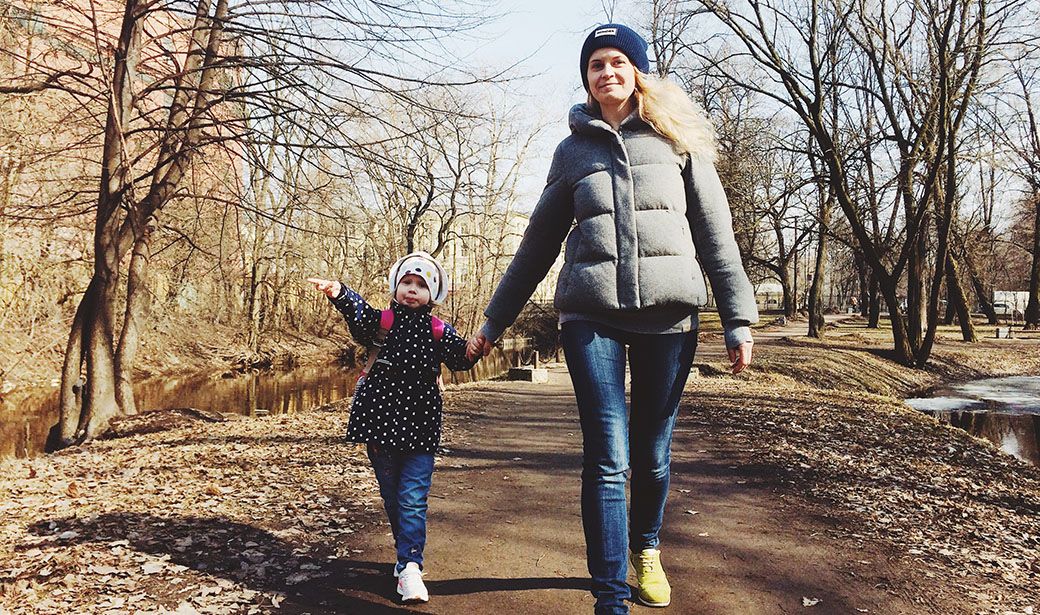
567;103;716;161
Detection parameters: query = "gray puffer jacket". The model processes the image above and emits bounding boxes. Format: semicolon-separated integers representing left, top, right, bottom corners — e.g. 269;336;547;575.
484;104;757;334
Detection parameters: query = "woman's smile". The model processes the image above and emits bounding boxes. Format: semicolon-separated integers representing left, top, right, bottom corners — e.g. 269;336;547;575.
587;47;636;109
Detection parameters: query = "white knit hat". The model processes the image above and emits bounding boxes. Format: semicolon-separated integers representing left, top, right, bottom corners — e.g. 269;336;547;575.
388;251;449;305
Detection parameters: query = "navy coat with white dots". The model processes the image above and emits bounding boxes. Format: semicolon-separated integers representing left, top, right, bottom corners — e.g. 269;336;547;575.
330;284;477;453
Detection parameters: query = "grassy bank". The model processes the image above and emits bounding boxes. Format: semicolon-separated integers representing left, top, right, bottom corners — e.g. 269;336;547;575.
0;315;351;395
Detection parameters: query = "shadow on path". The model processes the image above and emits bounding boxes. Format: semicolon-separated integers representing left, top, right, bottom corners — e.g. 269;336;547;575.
26;511;585;614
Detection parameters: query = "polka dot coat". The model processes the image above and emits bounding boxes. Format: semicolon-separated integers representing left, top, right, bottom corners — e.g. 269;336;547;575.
330;284;477;453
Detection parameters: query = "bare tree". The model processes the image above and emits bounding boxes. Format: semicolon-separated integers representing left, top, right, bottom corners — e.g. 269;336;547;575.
1;0;501;446
744;144;817;318
987;56;1040;328
647;0;710;76
690;0;1007;364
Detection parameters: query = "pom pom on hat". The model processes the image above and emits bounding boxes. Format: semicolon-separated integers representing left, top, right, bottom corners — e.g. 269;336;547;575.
388;251;450;305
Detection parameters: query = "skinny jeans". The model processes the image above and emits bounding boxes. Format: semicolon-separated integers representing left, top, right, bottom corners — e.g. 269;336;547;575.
560;320;698;615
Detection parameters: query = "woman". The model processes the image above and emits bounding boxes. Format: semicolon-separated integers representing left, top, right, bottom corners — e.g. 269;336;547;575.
467;23;757;614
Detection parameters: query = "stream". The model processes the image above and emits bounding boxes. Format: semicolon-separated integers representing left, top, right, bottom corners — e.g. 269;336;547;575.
905;376;1040;467
0;349;518;460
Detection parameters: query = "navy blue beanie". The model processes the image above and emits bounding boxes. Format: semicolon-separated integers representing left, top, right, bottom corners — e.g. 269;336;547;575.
580;23;650;91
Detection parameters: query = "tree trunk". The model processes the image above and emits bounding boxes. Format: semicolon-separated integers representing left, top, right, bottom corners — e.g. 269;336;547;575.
945;255;976;342
878;279;914;365
781;260;796;318
808;196;830;338
942;285;956;325
856;252;869;316
55;278;94;447
78;259;120;441
1025;194;1040;329
906;218;927;349
247;261;262;353
963;248;997;324
115;217;154;416
867;272;881;328
917;110;962;366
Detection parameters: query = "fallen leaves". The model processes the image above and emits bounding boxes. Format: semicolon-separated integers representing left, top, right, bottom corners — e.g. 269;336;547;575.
87;564;119;576
64;482;83;499
141;561;166;575
0;407;375;613
680;338;1040;615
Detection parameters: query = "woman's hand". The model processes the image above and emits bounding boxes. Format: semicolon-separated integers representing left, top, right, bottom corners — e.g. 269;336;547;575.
466;333;493;361
727;340;753;375
307;277;341;298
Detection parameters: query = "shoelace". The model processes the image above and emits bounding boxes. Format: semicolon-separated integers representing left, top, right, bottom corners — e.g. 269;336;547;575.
638;553;656;573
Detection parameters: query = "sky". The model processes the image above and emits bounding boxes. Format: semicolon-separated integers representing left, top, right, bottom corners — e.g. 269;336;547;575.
457;0;635;206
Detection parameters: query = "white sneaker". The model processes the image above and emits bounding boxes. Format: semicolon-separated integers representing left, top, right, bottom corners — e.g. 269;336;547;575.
396;562;429;603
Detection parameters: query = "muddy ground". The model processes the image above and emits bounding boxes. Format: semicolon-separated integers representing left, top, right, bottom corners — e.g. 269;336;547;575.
1;319;1038;614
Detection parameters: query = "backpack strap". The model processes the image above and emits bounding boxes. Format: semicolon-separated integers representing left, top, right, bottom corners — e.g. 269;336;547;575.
356;311;445;386
379;309;394;332
358;310;394;384
431;316;446;391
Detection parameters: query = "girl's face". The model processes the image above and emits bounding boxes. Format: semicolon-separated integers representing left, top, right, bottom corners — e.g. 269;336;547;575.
587;47;637;108
395;274;432;308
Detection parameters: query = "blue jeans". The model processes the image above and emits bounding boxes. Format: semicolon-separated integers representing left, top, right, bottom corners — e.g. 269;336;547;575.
560;320;698;614
366;443;435;573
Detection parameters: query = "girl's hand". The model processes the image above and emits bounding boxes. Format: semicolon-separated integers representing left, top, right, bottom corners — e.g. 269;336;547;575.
466;334;493;361
727;340;754;375
307;277;341;298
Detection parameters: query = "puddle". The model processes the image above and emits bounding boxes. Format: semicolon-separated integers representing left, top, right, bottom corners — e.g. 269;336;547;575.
906;376;1040;467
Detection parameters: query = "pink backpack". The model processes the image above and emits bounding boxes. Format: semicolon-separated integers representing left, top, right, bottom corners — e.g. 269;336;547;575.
357;309;445;386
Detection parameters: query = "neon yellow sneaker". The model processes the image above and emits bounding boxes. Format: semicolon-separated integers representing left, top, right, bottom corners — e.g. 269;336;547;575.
630;548;671;607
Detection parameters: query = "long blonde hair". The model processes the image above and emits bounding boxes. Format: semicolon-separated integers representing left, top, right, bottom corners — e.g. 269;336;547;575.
589;70;717;161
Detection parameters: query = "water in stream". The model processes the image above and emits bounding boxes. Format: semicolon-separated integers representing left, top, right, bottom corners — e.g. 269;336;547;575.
905;376;1040;467
0;348;517;459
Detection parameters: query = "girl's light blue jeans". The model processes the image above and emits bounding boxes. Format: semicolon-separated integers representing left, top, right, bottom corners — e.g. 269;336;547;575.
366;443;435;574
560;320;698;615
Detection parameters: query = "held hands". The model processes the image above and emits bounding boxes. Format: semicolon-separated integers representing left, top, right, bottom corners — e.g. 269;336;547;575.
466;333;493;361
307;277;341;298
727;340;754;375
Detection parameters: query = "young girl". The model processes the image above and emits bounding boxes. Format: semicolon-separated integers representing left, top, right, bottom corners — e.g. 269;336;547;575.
308;251;479;603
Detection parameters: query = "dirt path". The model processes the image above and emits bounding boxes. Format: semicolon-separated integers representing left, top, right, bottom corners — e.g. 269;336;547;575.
321;365;956;615
3;324;1036;615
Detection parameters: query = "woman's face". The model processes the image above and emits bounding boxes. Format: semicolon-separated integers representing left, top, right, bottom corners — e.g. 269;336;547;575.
587;47;637;108
395;274;432;308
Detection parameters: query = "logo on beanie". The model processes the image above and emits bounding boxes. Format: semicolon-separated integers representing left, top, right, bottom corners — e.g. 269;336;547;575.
595;27;618;37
